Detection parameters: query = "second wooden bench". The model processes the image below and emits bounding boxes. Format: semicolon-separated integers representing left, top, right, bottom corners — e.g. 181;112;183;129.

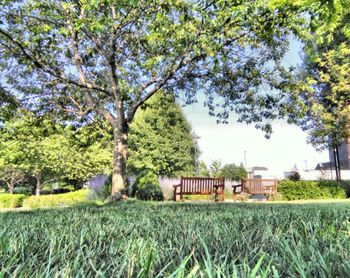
232;178;278;200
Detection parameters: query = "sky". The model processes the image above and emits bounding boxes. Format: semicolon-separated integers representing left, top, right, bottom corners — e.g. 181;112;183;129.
180;38;330;177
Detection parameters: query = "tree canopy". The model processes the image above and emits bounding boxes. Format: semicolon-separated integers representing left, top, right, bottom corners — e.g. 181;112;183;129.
220;163;247;181
0;111;112;195
0;0;302;195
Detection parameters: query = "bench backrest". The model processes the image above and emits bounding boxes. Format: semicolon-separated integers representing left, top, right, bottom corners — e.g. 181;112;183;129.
180;177;225;194
242;178;277;194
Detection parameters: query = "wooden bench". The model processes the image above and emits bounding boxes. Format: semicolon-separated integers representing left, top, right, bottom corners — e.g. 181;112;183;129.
232;178;278;200
173;177;225;202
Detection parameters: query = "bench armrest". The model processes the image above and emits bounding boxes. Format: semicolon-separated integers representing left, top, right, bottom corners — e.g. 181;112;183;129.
173;184;181;188
232;184;242;193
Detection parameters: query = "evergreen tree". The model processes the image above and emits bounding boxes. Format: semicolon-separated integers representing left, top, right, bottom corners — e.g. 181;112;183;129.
128;91;196;177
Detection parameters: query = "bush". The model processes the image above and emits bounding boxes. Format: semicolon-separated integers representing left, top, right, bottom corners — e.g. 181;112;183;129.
23;190;88;209
13;186;32;195
278;180;347;201
131;170;164;201
0;194;26;208
266;192;283;201
235;192;251;202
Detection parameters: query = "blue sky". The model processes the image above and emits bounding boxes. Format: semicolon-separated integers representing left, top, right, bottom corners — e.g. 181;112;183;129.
180;38;329;176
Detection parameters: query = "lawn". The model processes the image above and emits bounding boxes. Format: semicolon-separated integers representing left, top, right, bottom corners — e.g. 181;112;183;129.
1;201;349;277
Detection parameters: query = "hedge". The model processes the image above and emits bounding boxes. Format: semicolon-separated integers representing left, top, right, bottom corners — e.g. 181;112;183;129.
0;194;27;208
23;190;89;209
278;180;348;201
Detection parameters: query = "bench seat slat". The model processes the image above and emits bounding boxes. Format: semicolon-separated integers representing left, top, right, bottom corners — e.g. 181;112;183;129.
173;177;225;202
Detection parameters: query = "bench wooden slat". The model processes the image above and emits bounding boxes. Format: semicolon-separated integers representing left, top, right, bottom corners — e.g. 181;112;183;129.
173;177;225;202
232;178;278;200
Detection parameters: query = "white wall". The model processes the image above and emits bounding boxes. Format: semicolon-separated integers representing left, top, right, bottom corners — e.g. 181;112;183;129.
299;170;350;181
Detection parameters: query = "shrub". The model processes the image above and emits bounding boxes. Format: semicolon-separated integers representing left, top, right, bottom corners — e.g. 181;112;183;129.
235;192;251;202
266;192;283;201
341;180;350;197
131;170;164;201
13;186;32;195
278;180;347;201
23;190;88;209
0;194;26;208
102;175;113;198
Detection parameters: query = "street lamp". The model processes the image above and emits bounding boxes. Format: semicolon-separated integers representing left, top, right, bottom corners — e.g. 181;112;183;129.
193;134;201;176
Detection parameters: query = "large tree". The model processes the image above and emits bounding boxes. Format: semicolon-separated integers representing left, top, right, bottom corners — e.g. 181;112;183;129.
0;0;300;195
276;0;350;179
128;91;196;177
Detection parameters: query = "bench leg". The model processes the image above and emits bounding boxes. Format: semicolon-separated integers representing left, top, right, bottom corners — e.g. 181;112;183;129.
233;191;237;201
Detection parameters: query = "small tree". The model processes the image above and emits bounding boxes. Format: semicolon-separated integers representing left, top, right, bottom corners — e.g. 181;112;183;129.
210;160;223;178
220;163;247;181
0;166;25;194
198;162;210;178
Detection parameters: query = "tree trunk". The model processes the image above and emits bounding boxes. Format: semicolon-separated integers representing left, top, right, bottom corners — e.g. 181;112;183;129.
333;145;341;181
111;127;128;195
35;174;41;196
7;182;14;194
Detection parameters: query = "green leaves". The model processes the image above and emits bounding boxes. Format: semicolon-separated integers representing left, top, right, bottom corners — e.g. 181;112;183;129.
128;91;196;177
0;111;112;192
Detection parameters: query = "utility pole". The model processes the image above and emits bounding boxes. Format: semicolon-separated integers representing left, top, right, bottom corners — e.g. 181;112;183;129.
193;134;201;176
332;145;341;181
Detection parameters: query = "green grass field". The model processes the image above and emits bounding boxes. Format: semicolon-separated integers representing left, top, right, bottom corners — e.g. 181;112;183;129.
1;201;349;277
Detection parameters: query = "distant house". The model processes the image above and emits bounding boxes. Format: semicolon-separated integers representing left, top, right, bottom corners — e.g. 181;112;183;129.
316;137;350;171
248;166;270;179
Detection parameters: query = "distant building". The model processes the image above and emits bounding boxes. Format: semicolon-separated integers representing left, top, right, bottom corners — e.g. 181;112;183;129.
315;137;350;171
247;166;277;179
328;137;350;170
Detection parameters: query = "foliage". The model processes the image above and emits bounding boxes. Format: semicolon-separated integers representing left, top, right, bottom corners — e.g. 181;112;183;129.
198;161;210;177
131;170;164;201
0;85;19;123
22;190;89;209
0;194;26;208
235;192;251;202
0;202;350;276
220;163;247;181
128;91;196;177
0;0;303;193
0;112;112;195
0;166;25;194
209;160;222;178
276;1;350;150
199;161;246;180
278;180;347;200
266;192;284;201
